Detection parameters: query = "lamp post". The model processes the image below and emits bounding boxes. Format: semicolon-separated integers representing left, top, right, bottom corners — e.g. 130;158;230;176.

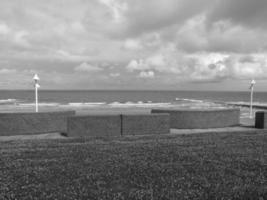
33;74;40;112
249;79;256;119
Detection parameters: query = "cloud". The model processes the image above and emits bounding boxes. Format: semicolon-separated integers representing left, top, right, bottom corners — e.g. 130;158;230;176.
74;62;102;72
14;30;30;47
138;71;155;78
207;0;267;29
188;53;267;81
110;72;120;77
0;23;10;35
1;0;267;90
126;45;267;82
173;15;267;54
55;50;91;62
188;53;229;82
123;39;142;51
99;0;128;23
126;59;150;72
108;0;210;37
0;68;17;74
229;53;267;79
126;45;185;74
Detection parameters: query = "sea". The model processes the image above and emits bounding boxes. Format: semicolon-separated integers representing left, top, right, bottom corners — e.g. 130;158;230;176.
0;90;266;117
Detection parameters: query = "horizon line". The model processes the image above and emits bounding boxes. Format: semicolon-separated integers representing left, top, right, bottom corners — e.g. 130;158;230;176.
0;89;263;92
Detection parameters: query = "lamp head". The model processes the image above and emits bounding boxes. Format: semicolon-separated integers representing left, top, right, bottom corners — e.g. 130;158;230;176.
33;74;40;81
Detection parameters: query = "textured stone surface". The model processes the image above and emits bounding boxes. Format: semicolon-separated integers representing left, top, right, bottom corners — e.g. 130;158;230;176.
0;111;75;136
121;114;170;136
151;108;240;129
255;111;266;129
67;114;171;137
67;115;121;137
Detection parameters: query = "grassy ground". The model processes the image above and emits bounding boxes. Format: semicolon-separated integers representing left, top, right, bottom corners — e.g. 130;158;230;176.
0;132;266;200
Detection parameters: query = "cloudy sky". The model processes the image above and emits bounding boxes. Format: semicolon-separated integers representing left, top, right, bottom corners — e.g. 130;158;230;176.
0;0;267;90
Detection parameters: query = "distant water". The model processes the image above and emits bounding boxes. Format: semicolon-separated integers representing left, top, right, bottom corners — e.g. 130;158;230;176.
0;90;266;113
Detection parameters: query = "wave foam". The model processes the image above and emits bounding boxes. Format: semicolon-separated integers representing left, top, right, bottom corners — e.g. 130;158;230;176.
0;99;17;104
109;102;172;107
18;103;60;107
175;98;204;103
68;102;106;107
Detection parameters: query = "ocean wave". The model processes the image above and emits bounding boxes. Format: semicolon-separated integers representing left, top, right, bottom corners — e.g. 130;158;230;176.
67;102;106;107
109;101;172;107
227;101;250;105
0;99;17;104
18;103;60;107
175;98;204;103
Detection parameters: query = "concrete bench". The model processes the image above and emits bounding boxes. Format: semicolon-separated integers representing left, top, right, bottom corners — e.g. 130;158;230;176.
121;114;170;135
255;111;267;129
67;113;170;137
0;111;75;136
67;114;121;137
151;108;240;129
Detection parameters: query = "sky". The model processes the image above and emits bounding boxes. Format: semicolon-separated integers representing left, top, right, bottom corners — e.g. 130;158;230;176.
0;0;267;91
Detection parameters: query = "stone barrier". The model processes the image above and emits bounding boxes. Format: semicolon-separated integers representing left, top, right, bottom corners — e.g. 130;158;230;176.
67;113;170;137
255;111;267;129
0;111;75;136
151;108;240;129
121;114;170;135
67;115;121;137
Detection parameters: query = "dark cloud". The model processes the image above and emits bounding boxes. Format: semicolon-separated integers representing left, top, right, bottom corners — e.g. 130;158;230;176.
123;0;209;37
207;0;267;29
175;16;267;53
239;55;255;63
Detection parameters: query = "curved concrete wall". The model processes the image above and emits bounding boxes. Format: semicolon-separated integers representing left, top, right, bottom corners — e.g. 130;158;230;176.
0;111;75;136
121;114;170;136
151;108;240;129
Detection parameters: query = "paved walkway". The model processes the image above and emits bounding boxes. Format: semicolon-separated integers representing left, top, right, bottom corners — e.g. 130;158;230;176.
0;132;65;142
170;126;258;135
170;116;262;135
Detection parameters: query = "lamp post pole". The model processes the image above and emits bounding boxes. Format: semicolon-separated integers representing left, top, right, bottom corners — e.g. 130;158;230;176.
33;74;40;113
249;79;256;119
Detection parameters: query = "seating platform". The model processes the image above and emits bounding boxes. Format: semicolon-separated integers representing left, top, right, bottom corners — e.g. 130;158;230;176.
67;113;170;137
0;111;75;136
151;108;240;129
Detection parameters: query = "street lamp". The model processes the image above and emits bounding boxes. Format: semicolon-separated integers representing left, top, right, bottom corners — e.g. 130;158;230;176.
33;74;40;112
249;79;256;119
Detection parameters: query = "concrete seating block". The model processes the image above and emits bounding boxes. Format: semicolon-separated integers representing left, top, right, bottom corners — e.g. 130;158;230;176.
0;111;75;136
121;114;170;136
151;108;240;129
67;115;121;137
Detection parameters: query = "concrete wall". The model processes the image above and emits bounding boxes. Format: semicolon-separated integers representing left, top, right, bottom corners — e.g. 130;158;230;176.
0;111;75;136
67;115;121;137
67;114;170;137
121;114;170;135
255;111;266;129
151;108;240;129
